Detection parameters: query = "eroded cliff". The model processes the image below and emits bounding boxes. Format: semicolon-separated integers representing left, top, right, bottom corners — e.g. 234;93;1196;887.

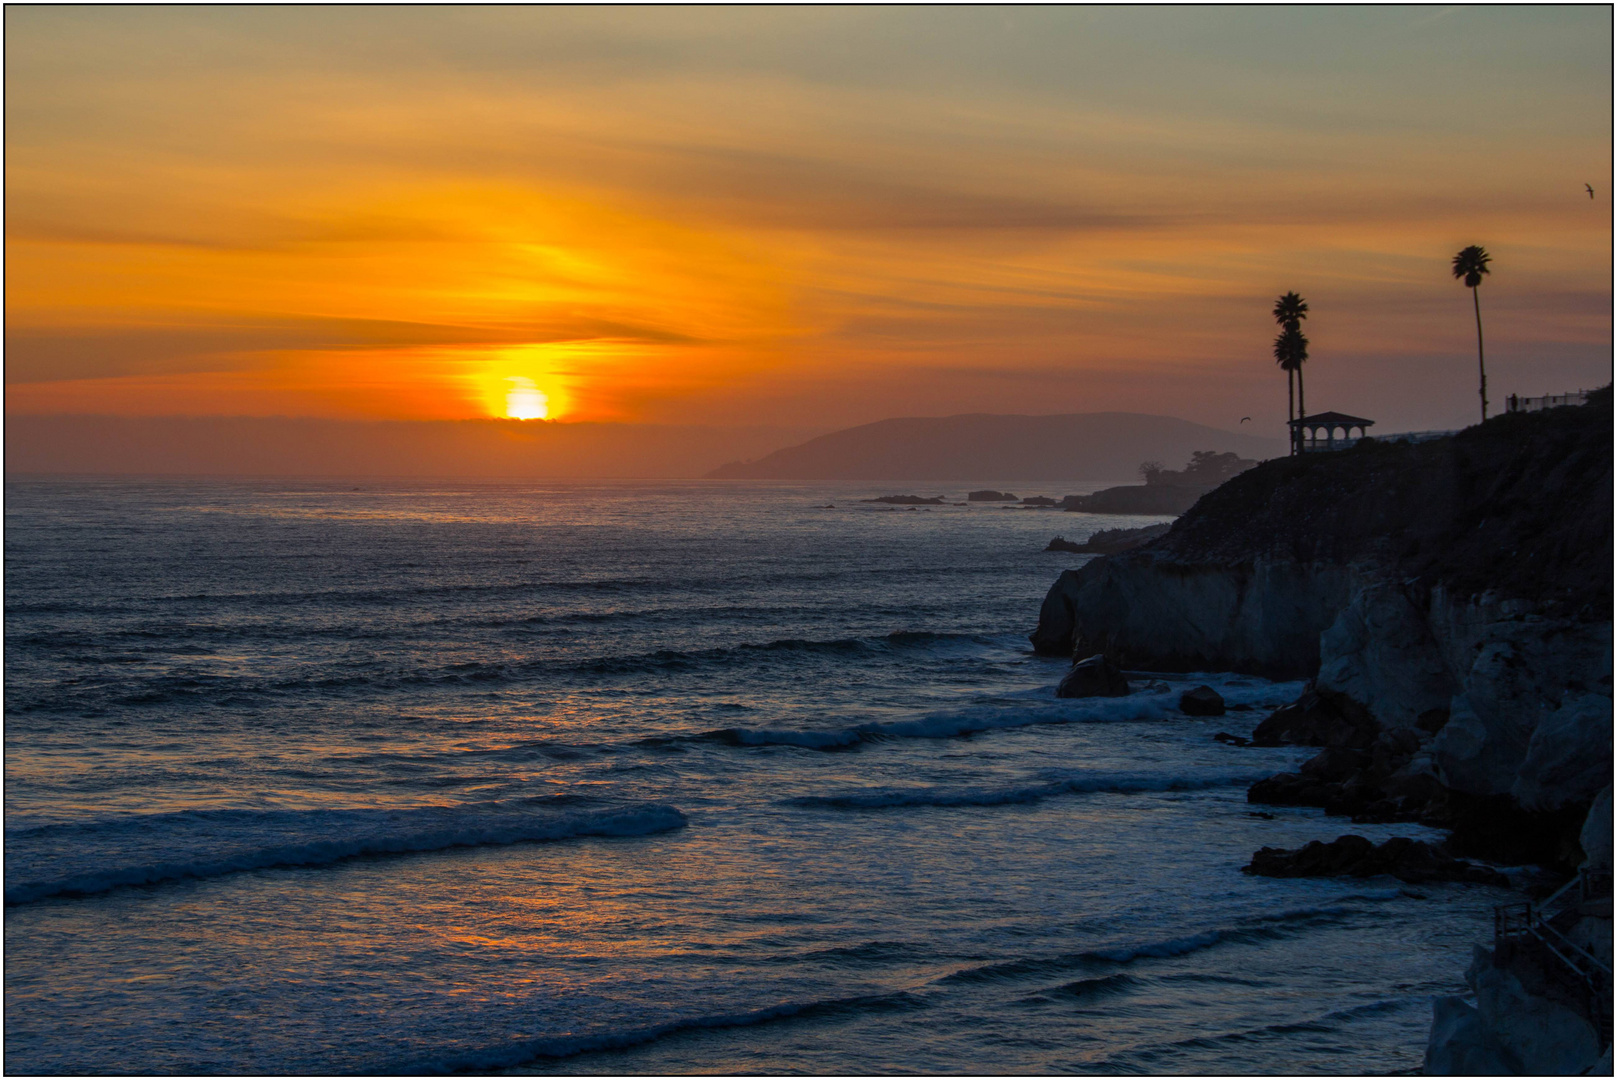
1034;392;1612;852
1032;392;1614;1073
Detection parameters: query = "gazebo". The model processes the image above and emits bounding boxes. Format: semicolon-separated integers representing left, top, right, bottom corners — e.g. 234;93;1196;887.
1288;411;1374;453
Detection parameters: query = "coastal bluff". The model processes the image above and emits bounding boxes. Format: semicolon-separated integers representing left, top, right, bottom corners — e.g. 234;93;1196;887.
1032;390;1611;842
1032;390;1613;1074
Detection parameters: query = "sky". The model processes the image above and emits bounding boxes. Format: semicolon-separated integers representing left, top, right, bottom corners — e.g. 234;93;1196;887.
6;5;1612;438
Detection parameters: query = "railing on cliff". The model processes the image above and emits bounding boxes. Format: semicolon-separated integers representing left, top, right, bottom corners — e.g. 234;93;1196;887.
1506;390;1592;413
1493;868;1613;1040
1373;430;1459;445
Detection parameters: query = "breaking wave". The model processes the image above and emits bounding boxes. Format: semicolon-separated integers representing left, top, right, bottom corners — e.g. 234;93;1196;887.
784;769;1276;809
4;802;686;905
707;694;1180;749
407;990;929;1073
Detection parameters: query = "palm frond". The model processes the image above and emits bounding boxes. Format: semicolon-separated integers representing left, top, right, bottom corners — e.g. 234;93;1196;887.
1273;326;1308;369
1272;291;1309;328
1451;245;1491;283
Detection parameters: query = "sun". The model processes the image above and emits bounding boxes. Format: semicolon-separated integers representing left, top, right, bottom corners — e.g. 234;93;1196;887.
504;377;549;420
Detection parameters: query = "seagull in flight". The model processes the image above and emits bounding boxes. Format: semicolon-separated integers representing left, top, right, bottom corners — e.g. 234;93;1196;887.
1240;416;1252;424
1587;183;1595;199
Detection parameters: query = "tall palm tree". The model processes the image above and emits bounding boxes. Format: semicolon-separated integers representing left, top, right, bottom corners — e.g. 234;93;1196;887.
1274;326;1309;452
1272;292;1309;453
1452;245;1491;422
1274;332;1295;443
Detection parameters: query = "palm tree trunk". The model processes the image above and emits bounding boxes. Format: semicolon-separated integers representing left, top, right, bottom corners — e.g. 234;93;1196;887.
1287;369;1296;455
1296;367;1306;450
1473;286;1487;421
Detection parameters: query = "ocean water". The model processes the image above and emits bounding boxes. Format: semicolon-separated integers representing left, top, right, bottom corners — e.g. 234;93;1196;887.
4;478;1512;1074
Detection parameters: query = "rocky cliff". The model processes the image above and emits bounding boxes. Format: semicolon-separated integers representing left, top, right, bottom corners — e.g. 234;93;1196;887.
1031;391;1613;1074
1032;392;1612;855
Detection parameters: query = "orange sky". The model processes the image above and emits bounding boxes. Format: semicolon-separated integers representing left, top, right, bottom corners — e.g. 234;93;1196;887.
6;6;1611;435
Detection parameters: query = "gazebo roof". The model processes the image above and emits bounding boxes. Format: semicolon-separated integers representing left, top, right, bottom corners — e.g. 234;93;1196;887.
1288;411;1375;427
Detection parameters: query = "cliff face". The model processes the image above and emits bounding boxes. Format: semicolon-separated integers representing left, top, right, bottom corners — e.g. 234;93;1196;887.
1035;393;1610;662
1032;393;1614;1073
1033;391;1613;842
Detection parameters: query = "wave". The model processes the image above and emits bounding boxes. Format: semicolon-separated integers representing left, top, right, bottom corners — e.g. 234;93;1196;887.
783;769;1276;809
708;694;1179;750
408;989;928;1073
12;630;1018;714
1088;995;1423;1070
937;897;1397;986
4;802;685;906
570;630;1008;676
1033;973;1138;1001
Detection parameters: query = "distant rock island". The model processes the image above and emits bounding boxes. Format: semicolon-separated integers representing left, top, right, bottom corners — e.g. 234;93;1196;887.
1059;451;1260;514
706;412;1281;480
861;495;947;505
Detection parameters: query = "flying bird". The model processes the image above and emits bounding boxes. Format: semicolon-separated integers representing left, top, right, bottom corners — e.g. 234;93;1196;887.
1587;183;1595;199
1240;417;1252;424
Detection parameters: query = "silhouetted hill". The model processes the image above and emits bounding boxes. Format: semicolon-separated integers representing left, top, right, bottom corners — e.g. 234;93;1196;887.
705;413;1282;480
4;415;821;478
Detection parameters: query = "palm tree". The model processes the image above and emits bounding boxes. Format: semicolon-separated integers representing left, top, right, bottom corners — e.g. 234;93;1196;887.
1272;292;1309;453
1452;245;1491;422
1274;332;1295;447
1274;326;1309;452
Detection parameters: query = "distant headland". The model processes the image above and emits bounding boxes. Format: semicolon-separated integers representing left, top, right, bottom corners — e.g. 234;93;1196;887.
705;412;1281;481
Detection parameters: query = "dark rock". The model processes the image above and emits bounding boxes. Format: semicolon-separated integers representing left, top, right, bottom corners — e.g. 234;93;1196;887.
861;495;946;505
1438;793;1595;872
1247;723;1443;821
1251;687;1380;749
1416;708;1452;735
1021;496;1059;507
1300;746;1370;783
968;490;1017;502
1243;834;1509;886
1248;772;1341;810
1214;731;1250;746
1042;523;1173;556
1030;571;1083;656
1179;685;1226;716
1084;522;1173;553
1061;484;1207;515
1057;654;1131;699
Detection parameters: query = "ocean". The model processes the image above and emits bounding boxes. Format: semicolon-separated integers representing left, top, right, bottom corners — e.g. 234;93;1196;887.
4;477;1513;1074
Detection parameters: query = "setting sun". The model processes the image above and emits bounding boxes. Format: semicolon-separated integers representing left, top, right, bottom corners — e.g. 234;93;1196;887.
504;377;548;420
